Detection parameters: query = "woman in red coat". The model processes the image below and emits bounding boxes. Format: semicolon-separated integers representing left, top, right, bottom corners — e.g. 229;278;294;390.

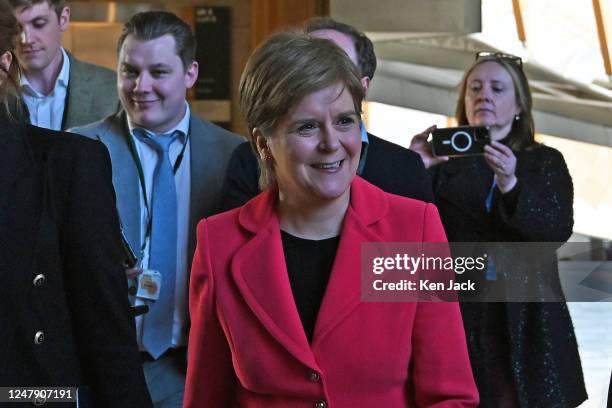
184;32;479;407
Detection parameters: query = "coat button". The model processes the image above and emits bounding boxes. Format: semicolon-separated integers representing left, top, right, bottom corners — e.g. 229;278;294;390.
32;274;46;287
34;331;45;345
309;371;320;382
314;401;327;408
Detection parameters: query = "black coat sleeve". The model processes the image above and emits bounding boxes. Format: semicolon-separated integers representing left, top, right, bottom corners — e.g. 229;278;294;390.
496;146;574;242
219;141;261;211
61;139;152;407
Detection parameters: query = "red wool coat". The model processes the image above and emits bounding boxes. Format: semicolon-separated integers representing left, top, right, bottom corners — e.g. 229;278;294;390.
185;177;478;407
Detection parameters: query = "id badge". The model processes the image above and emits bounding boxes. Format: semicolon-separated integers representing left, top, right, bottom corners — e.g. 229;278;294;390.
136;269;162;301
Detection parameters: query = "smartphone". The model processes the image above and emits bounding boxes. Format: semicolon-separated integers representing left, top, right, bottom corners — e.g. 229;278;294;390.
119;228;138;269
432;126;489;157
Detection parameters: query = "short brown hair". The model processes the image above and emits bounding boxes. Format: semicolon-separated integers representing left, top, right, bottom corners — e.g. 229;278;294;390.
117;11;196;71
8;0;65;18
455;56;536;151
239;31;364;189
305;16;377;80
1;0;22;116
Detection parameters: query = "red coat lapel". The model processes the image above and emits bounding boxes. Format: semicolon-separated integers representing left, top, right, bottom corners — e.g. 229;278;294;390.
231;189;318;370
313;177;388;345
231;178;389;367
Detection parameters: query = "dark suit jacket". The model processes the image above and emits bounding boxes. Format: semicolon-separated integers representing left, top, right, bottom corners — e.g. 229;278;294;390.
220;133;433;211
0;114;151;407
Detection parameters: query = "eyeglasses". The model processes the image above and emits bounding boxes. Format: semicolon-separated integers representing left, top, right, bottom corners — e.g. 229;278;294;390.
475;51;523;68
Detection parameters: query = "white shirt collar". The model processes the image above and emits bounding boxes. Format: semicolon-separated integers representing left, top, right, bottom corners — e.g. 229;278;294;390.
20;48;71;97
128;101;191;141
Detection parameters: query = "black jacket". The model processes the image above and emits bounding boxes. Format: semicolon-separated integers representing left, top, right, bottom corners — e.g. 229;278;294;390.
431;144;587;408
219;133;433;211
0;115;152;407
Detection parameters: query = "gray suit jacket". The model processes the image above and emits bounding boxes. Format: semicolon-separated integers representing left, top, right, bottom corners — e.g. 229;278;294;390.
64;52;119;130
70;110;243;269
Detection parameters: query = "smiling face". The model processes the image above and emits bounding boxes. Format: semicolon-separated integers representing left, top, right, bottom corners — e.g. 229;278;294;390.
14;1;68;74
118;33;198;134
260;83;361;207
464;61;520;140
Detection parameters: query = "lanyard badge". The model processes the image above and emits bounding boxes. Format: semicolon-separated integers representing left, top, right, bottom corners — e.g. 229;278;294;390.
136;269;162;301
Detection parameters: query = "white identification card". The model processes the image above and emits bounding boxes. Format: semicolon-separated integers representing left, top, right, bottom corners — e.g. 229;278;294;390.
136;269;162;301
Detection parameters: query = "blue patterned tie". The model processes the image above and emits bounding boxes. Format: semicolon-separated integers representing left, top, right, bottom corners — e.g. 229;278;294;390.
138;130;180;359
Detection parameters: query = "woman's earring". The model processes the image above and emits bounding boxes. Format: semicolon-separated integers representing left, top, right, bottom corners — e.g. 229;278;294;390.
515;114;520;121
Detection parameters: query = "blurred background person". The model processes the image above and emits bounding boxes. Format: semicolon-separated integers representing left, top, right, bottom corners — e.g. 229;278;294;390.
9;0;117;130
220;17;433;211
411;52;587;407
0;0;151;405
184;31;478;407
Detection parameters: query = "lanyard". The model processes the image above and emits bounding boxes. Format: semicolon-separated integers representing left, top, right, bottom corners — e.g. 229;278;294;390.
125;128;191;259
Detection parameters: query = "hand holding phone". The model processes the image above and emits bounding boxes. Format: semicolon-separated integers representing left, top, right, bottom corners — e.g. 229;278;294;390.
432;126;490;157
409;125;449;168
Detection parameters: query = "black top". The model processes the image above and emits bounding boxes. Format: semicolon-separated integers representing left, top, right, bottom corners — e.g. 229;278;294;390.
280;230;340;343
219;133;434;212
